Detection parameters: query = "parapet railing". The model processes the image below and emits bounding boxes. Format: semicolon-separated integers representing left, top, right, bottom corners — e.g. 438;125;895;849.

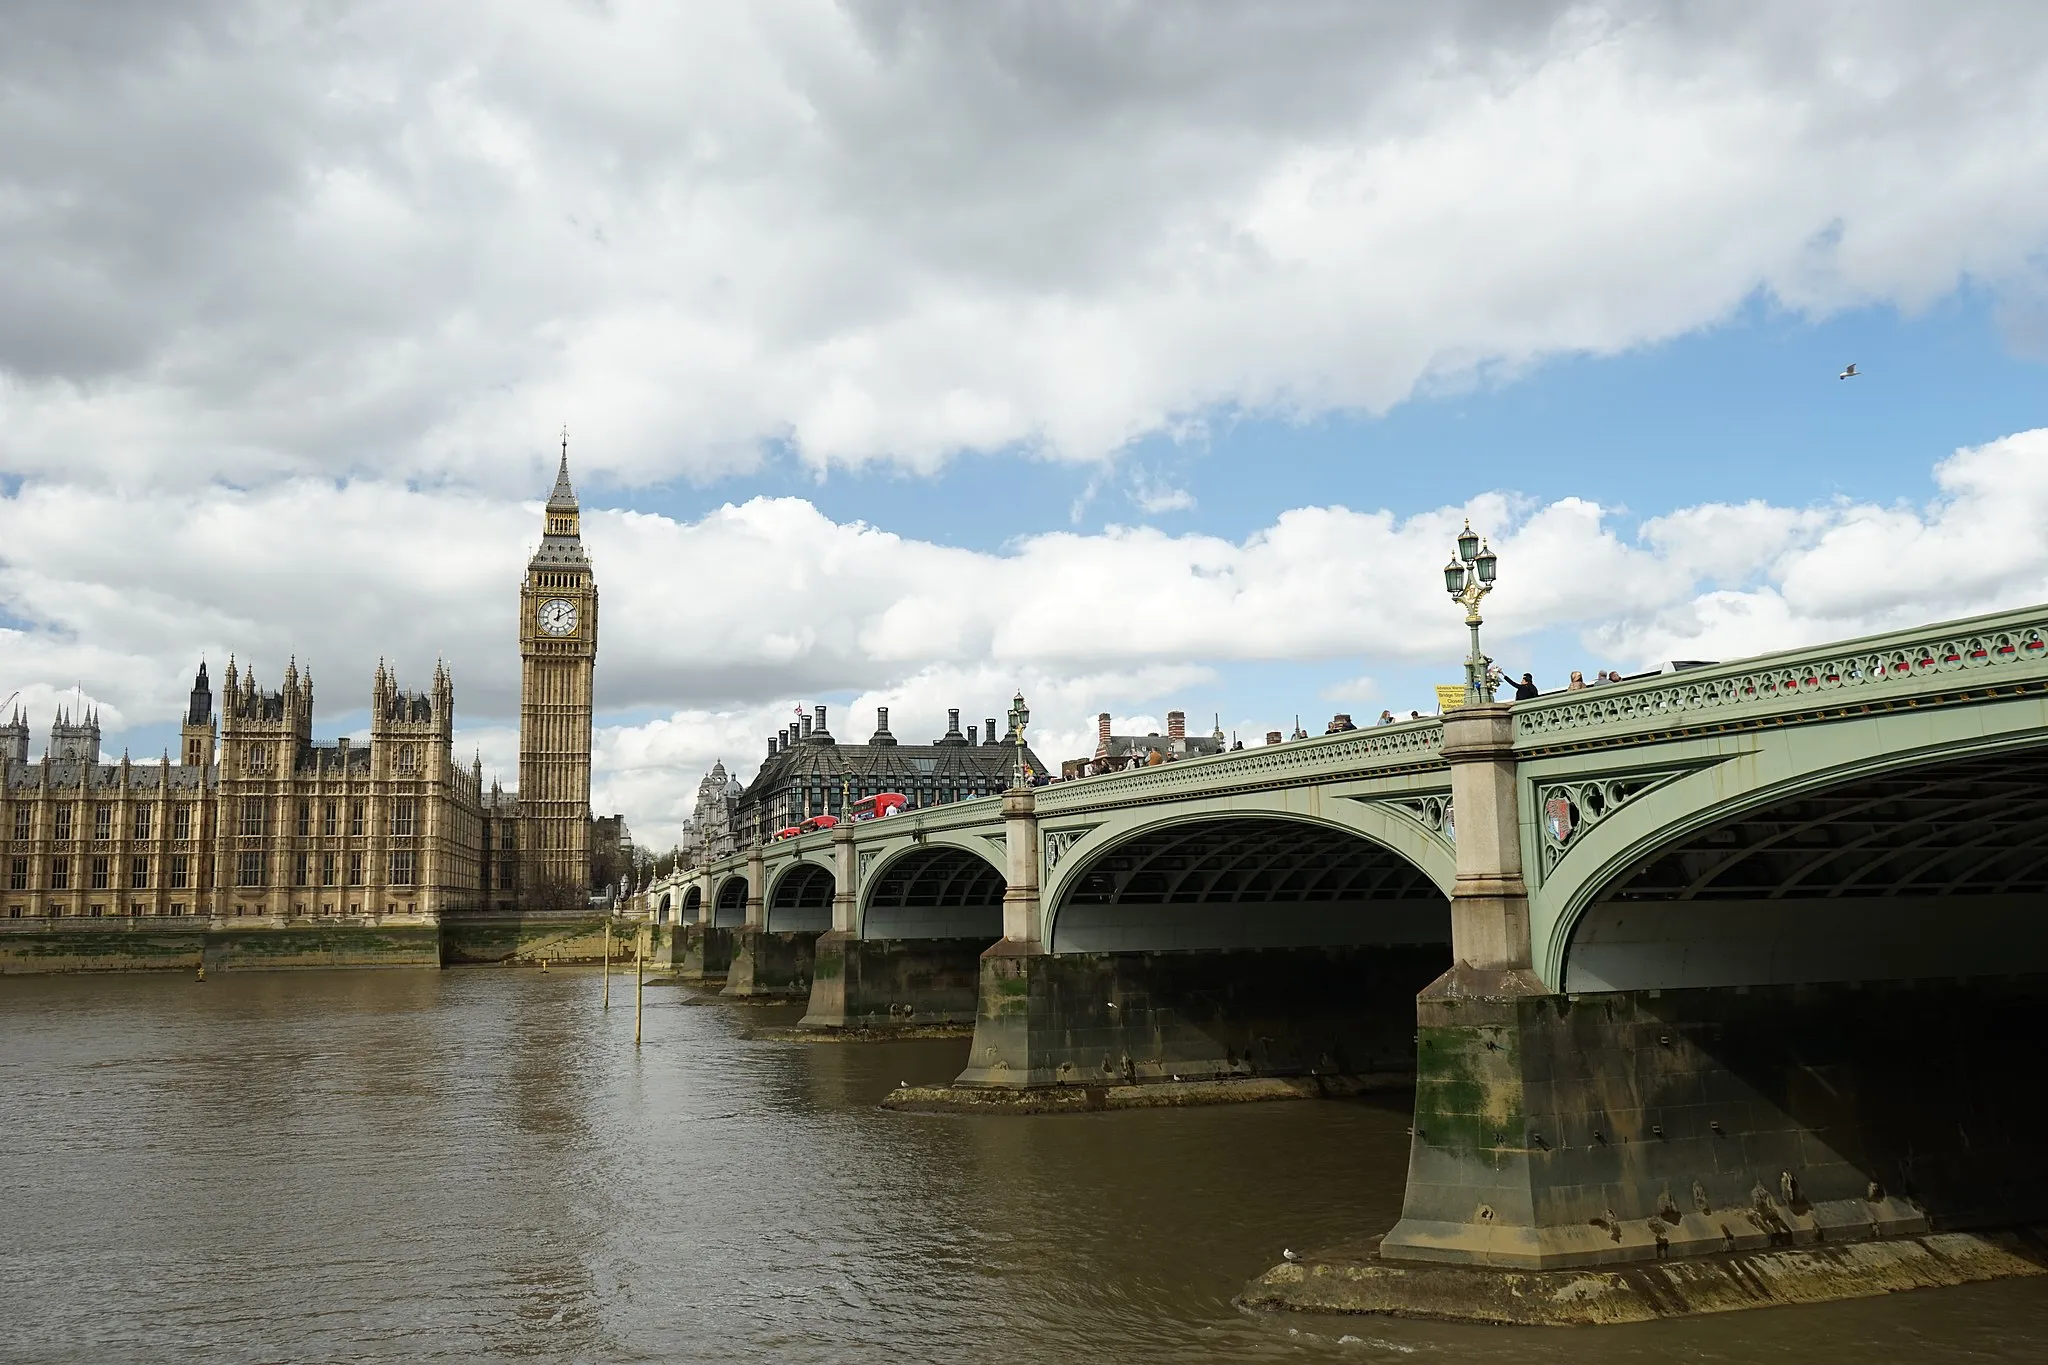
1033;718;1446;813
1514;602;2048;746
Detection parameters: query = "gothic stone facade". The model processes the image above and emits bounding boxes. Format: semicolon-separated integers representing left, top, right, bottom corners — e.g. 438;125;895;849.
0;452;597;923
1;659;481;922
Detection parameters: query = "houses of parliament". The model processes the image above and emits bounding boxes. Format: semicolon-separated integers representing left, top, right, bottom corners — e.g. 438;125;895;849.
0;450;598;923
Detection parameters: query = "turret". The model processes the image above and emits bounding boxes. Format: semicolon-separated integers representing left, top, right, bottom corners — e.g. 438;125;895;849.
181;660;217;768
49;704;101;765
188;661;212;725
0;704;27;765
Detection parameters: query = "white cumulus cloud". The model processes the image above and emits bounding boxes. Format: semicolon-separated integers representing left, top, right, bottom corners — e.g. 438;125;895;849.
2;3;2047;487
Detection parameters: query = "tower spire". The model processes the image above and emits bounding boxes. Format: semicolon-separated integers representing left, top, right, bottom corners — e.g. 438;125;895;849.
548;428;579;512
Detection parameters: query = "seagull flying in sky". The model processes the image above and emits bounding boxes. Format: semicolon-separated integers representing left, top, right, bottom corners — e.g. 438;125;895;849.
1838;363;1860;379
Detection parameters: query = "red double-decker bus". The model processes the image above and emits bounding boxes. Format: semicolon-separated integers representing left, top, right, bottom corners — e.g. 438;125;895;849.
848;792;907;822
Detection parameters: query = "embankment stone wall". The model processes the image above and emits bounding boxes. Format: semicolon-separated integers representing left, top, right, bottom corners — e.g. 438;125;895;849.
438;913;633;966
0;919;443;973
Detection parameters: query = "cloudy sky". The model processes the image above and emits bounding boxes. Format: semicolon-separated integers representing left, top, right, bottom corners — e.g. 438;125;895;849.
4;1;2047;847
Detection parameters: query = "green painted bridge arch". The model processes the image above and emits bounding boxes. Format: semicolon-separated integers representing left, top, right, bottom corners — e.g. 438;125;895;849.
1028;720;1457;951
1037;807;1454;955
858;840;1006;940
1516;607;2048;991
767;860;834;933
710;874;749;927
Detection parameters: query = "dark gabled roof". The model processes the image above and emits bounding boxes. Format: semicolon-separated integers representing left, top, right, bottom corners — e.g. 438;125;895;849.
739;736;1044;803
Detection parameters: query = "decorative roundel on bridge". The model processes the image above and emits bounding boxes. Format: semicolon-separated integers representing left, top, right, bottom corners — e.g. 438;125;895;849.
1544;796;1576;845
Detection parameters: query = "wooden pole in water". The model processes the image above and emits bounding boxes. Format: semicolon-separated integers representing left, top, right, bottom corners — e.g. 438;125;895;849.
634;927;644;1046
602;919;611;1009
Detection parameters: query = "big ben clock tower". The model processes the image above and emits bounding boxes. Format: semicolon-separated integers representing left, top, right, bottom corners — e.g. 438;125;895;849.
518;430;599;909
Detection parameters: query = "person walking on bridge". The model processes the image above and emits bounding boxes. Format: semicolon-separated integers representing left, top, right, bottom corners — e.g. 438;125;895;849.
1512;672;1540;701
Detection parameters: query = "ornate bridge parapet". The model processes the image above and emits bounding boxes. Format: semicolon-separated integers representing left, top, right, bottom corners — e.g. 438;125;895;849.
1035;718;1447;814
1513;604;2048;752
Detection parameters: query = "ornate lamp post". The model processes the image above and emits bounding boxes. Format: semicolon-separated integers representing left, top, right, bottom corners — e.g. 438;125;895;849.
1443;520;1500;707
1008;690;1031;789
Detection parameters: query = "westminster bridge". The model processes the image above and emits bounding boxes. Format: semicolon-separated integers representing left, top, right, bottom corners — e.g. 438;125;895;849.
651;602;2048;1274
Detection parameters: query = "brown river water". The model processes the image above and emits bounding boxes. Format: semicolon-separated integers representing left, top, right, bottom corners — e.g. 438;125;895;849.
3;968;2047;1363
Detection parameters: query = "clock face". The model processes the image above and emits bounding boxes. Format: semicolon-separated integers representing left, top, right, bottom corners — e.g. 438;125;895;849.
538;598;578;636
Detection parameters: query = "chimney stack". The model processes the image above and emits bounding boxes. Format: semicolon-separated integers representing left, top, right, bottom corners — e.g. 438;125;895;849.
968;722;981;745
814;704;828;734
1167;711;1186;740
1265;730;1283;745
986;718;999;745
1096;712;1112;757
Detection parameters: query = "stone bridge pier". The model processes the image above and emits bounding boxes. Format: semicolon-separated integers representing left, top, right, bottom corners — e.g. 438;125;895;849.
676;870;738;983
725;842;830;1000
1380;699;2048;1271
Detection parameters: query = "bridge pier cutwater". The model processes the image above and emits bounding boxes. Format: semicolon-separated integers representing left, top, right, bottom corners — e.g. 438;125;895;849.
723;843;810;999
1378;705;2048;1277
681;606;2048;1314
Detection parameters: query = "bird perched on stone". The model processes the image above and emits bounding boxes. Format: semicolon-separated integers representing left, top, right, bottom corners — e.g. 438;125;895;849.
1282;1248;1302;1263
1838;363;1860;379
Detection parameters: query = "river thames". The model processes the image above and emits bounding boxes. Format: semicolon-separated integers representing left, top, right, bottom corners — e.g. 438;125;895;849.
4;969;2047;1363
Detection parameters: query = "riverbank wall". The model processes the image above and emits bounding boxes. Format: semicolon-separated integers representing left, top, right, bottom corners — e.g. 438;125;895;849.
438;912;636;967
0;911;639;973
0;916;443;973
